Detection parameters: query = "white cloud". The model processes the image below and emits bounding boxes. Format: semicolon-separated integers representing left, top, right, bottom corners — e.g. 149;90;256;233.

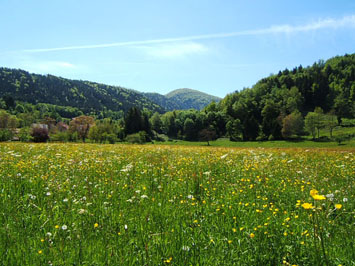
141;42;208;59
20;15;355;53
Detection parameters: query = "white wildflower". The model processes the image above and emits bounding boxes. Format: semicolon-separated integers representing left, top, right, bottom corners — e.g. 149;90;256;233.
220;154;228;159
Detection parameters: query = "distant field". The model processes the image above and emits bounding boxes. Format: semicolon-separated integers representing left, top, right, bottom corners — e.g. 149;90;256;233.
0;143;354;265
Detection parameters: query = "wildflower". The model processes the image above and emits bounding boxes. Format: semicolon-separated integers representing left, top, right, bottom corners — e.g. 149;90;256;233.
55;225;59;229
94;223;99;228
326;193;334;200
250;233;255;238
232;228;237;232
343;198;348;202
63;198;68;202
335;204;342;209
312;194;326;200
228;240;233;244
182;245;190;251
310;189;318;197
62;225;67;230
46;192;51;196
38;250;42;254
220;153;228;159
301;203;314;209
164;257;172;263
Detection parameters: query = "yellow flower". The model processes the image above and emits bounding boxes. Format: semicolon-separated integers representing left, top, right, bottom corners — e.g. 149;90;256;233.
301;203;314;209
94;223;99;228
335;204;342;209
250;233;255;238
228;240;233;244
232;228;237;233
310;189;318;196
312;194;326;200
38;250;42;254
55;225;59;229
164;257;172;263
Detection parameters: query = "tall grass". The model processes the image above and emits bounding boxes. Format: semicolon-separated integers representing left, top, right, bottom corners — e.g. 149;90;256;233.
0;143;354;265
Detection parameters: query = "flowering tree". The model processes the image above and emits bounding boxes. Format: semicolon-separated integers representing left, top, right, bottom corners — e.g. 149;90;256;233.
69;115;95;142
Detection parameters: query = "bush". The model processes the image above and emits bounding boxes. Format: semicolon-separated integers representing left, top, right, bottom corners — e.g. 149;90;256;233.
19;127;32;142
125;131;150;144
50;131;70;142
31;127;49;142
0;129;13;141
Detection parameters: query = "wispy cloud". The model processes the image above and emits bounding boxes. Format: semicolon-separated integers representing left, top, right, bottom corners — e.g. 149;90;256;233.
22;15;355;53
141;42;208;59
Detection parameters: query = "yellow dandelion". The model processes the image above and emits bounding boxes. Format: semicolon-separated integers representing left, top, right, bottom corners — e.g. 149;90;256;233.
312;194;326;200
164;257;172;263
94;223;99;228
310;189;318;197
38;250;42;254
335;204;342;209
232;228;237;232
301;203;314;209
55;225;59;229
228;240;233;244
250;233;255;238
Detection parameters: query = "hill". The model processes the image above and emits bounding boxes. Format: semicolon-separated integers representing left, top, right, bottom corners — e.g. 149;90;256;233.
0;68;164;115
218;53;355;140
144;88;221;111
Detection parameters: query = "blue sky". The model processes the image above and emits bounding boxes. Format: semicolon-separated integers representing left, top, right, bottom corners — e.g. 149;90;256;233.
1;0;354;98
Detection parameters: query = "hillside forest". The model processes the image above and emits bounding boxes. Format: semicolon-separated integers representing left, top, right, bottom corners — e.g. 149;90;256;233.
0;54;354;144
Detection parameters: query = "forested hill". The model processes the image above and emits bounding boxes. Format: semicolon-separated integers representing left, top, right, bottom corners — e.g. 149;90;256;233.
0;68;164;114
217;53;355;140
144;88;221;111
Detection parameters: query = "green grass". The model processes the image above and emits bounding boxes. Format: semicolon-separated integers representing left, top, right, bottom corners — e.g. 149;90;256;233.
0;143;354;265
157;138;355;149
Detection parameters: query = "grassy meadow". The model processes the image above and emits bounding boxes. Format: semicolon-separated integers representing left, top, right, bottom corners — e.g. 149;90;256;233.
0;143;354;265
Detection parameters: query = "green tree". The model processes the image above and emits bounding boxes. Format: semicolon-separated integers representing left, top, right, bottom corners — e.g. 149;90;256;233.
226;119;242;141
305;112;318;139
150;112;162;133
183;118;196;140
322;114;338;138
261;100;282;139
281;111;304;139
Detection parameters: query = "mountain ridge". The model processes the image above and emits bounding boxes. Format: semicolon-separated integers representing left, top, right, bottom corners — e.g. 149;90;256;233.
0;67;220;114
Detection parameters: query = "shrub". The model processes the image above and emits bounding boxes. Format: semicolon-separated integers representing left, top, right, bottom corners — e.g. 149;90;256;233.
0;129;13;141
18;127;32;142
125;131;150;144
31;127;49;142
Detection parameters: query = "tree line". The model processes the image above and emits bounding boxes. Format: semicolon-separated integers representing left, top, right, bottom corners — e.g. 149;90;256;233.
0;54;354;143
